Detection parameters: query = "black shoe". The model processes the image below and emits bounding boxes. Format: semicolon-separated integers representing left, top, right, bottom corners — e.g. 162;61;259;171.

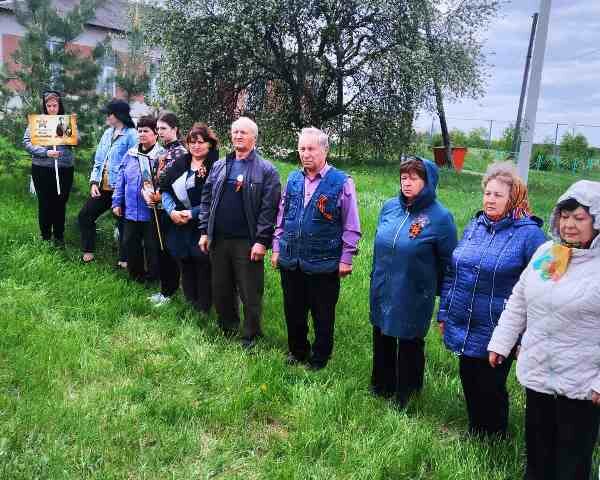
240;337;258;350
286;353;308;366
221;328;237;339
307;358;327;371
369;385;394;399
392;394;409;410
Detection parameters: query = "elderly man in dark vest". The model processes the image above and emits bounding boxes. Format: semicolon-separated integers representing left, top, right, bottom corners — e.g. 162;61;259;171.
272;127;361;370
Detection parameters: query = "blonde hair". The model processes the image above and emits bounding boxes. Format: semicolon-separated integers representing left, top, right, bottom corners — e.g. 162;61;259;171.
482;161;519;190
482;161;531;219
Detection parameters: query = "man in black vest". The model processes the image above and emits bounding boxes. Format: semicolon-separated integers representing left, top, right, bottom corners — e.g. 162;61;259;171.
272;127;361;370
199;117;281;349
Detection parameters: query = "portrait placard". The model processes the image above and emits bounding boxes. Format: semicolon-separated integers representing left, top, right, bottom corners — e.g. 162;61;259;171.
27;114;78;146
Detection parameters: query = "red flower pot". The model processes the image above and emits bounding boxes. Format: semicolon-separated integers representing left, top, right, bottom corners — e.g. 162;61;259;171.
432;146;468;172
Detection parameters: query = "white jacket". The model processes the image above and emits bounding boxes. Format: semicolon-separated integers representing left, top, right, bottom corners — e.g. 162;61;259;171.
488;180;600;400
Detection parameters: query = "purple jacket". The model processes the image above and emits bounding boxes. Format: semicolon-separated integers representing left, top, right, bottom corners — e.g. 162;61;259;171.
112;143;165;222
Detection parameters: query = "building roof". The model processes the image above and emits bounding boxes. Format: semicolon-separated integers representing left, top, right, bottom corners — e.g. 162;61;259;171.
0;0;131;32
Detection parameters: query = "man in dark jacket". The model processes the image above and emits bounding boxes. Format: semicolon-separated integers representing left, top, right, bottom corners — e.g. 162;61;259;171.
199;117;281;348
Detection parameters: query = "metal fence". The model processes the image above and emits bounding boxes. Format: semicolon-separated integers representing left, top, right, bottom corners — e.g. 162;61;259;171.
415;115;600;173
416;115;600;150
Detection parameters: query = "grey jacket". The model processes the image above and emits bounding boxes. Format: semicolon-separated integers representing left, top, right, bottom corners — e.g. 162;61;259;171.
198;149;281;248
23;127;74;168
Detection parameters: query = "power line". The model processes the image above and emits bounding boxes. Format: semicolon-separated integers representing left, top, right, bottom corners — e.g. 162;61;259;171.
572;48;600;61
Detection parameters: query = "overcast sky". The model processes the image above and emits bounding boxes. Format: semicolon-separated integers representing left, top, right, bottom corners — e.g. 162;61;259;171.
415;0;600;146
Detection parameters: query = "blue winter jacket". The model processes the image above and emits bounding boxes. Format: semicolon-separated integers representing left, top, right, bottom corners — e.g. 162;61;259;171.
370;158;458;339
89;127;138;188
439;212;546;358
111;143;165;222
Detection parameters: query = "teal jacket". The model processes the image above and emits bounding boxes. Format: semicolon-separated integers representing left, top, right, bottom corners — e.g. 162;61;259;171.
370;159;458;339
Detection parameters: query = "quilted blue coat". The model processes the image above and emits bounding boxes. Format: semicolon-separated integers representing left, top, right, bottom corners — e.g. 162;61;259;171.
370;159;458;339
439;212;546;358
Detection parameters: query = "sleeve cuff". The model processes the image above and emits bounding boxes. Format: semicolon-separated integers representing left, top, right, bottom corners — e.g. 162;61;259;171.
487;336;512;358
272;239;280;253
340;253;353;265
255;237;271;249
191;206;201;219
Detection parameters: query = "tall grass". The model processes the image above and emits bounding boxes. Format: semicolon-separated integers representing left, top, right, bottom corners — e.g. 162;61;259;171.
0;159;597;479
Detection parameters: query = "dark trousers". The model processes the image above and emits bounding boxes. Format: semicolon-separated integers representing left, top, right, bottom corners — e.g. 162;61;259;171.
459;353;514;436
280;268;340;364
209;238;264;339
371;325;425;404
178;255;212;313
77;190;125;260
525;388;599;480
123;219;160;282
31;164;74;241
158;211;180;297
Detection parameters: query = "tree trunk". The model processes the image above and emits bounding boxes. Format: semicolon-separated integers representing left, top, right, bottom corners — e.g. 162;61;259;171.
425;6;453;169
434;78;453;168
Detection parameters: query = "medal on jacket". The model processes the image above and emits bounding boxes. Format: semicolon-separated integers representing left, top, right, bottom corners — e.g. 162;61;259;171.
317;194;333;221
197;164;207;179
408;214;430;239
235;174;244;192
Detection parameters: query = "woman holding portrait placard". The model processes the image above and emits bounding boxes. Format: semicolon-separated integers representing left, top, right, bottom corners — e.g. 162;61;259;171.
23;90;75;247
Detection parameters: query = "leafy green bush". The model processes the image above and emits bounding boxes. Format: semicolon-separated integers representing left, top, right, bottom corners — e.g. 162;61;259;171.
0;135;29;174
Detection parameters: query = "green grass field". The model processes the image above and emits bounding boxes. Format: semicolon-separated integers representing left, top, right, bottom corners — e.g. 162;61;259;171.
0;158;598;479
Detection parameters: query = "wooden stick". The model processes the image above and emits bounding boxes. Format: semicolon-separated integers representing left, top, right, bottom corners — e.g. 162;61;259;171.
53;146;61;196
153;207;164;251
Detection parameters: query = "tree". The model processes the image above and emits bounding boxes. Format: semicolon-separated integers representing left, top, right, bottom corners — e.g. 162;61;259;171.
421;0;501;167
9;0;106;147
114;4;151;102
490;126;514;153
466;127;488;149
449;128;468;147
146;0;500;162
0;65;20;147
560;132;590;169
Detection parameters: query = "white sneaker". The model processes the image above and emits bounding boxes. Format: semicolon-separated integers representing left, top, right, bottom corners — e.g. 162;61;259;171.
154;296;171;307
148;292;162;302
149;293;171;307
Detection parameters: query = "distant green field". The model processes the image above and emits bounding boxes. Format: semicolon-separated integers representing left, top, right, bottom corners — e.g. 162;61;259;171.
0;157;597;479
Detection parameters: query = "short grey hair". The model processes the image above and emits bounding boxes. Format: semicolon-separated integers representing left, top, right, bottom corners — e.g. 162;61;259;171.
231;116;258;138
299;127;329;151
482;161;520;190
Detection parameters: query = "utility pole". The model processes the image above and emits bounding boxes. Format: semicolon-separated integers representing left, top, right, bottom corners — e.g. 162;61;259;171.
518;0;552;183
512;13;538;157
